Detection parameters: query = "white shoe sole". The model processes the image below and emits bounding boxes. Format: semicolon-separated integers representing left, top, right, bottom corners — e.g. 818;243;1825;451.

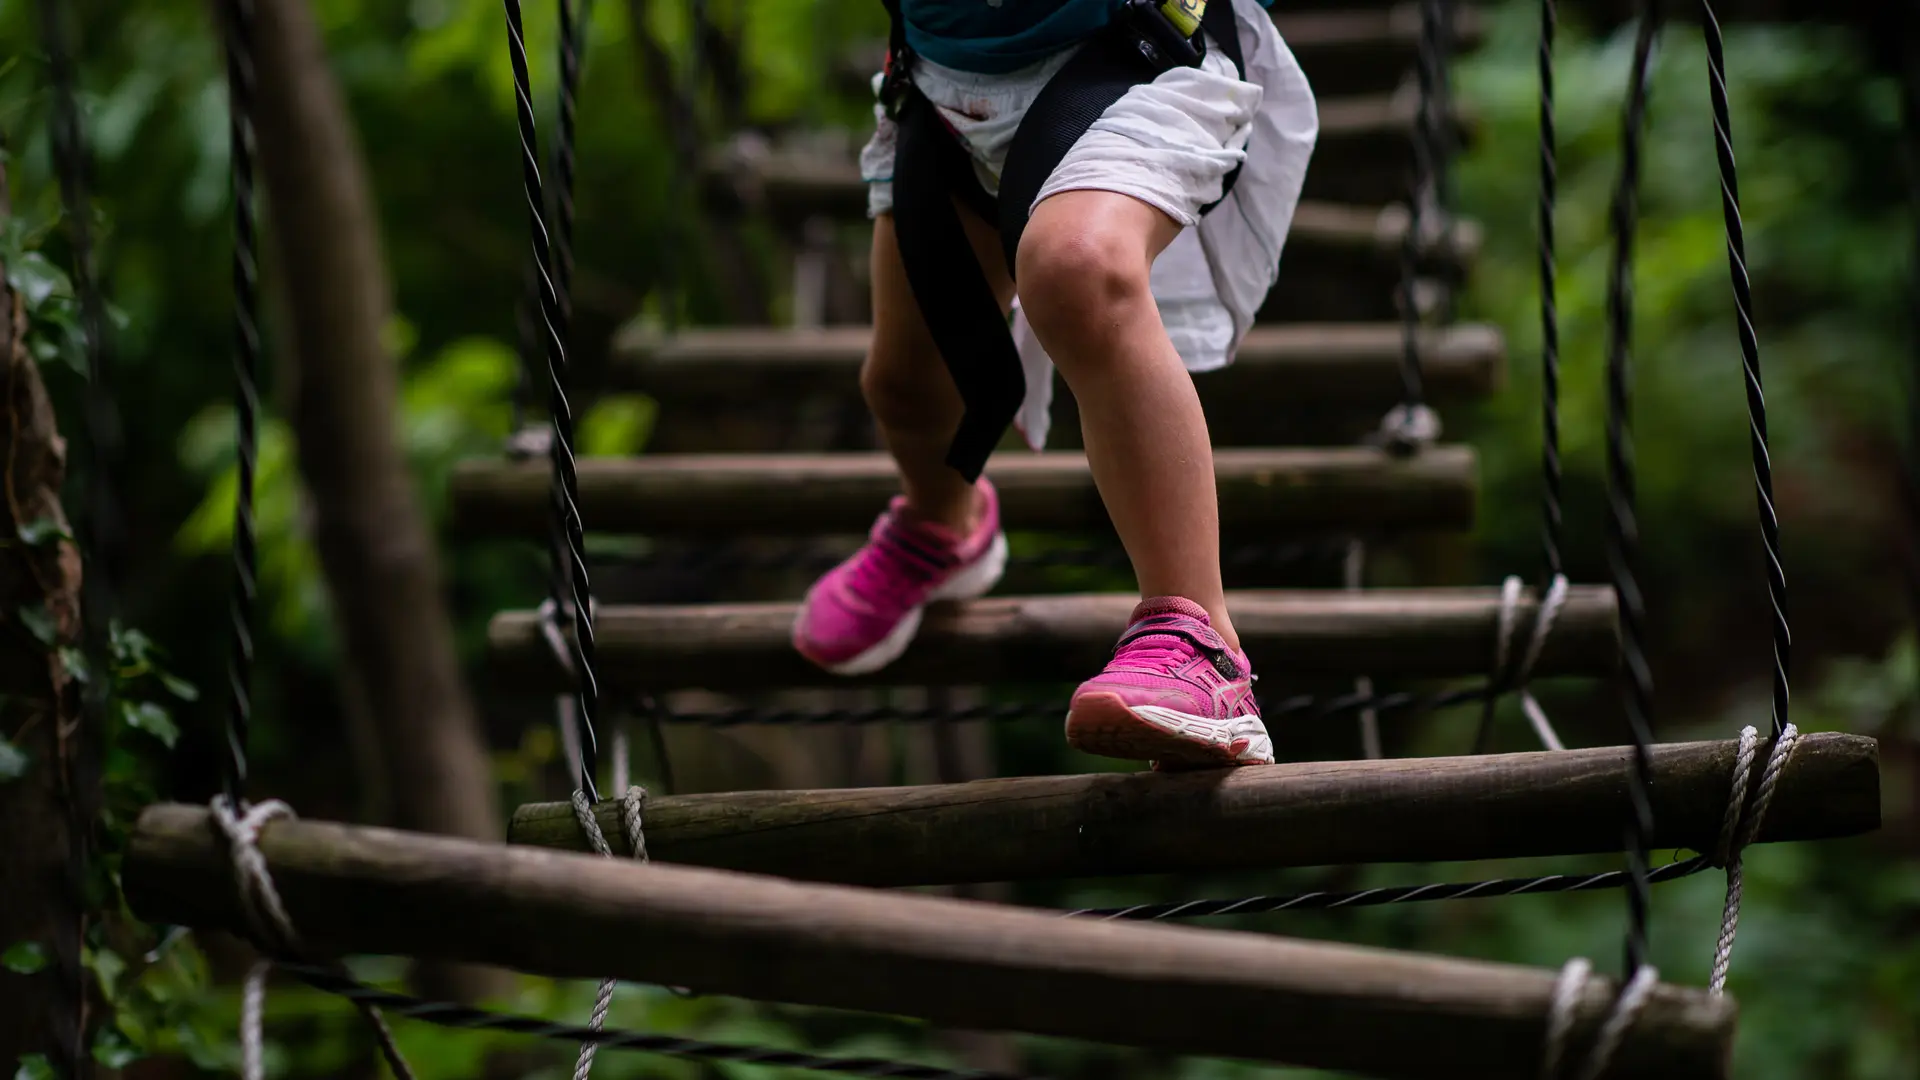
1064;694;1275;768
814;531;1009;677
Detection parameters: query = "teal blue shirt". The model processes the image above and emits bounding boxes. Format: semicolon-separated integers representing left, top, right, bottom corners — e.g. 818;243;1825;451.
902;1;1276;75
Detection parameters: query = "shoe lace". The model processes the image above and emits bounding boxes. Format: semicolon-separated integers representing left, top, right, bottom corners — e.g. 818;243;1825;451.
1114;628;1202;672
839;516;947;610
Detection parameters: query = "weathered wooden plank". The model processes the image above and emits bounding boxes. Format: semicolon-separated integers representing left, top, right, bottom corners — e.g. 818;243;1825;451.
704;158;1481;271
835;5;1490;98
125;804;1735;1080
511;733;1879;884
609;321;1506;404
448;446;1478;539
709;97;1477;213
485;586;1619;693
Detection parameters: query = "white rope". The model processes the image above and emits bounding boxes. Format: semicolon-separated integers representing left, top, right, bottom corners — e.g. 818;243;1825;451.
1540;959;1661;1080
210;796;413;1080
1345;539;1383;759
1537;723;1800;1076
1377;402;1443;449
1492;573;1569;752
570;785;649;1080
1709;722;1799;995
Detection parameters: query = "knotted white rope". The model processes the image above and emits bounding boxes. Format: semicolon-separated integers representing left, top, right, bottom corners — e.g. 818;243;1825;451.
1377;402;1444;451
569;784;649;1080
1538;720;1801;1076
1541;959;1661;1080
1491;573;1571;751
1710;722;1799;995
210;795;414;1080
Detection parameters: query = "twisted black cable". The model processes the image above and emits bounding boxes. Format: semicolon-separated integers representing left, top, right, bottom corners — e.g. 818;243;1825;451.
1392;0;1444;418
1538;0;1563;584
1904;9;1920;632
640;682;1491;728
35;2;116;1074
1067;856;1712;921
1605;0;1663;979
504;0;601;801
274;963;1037;1080
1700;5;1788;741
220;0;260;802
552;0;584;332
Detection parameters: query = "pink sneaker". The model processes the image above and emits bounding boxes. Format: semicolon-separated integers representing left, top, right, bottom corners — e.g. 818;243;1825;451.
793;481;1008;675
1064;596;1273;769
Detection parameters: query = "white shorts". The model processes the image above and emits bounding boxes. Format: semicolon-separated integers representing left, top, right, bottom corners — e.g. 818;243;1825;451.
859;33;1261;228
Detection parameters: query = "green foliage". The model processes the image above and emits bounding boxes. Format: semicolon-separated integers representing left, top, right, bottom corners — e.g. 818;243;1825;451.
2;941;49;975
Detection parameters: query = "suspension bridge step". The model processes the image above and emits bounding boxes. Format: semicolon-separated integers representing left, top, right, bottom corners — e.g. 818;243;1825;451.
611;322;1506;406
509;733;1877;885
127;803;1735;1080
448;446;1478;540
710;96;1478;212
485;586;1619;693
837;4;1489;99
705;156;1480;271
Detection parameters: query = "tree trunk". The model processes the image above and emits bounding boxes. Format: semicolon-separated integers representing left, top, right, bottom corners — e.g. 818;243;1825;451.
250;0;504;1002
0;251;92;1073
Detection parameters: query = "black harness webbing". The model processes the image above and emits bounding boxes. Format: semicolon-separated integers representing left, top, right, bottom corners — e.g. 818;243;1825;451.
883;1;1246;482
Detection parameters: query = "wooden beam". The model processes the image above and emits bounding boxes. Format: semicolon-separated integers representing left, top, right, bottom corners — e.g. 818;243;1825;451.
507;734;1879;884
709;96;1477;212
703;156;1481;275
835;5;1490;98
610;322;1507;405
484;586;1620;693
124;805;1736;1080
447;446;1478;539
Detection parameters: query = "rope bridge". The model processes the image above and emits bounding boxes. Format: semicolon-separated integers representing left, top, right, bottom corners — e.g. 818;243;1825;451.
24;0;1878;1078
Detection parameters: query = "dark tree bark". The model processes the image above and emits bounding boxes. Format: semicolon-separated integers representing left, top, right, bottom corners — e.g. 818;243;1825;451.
0;248;92;1072
249;0;504;1002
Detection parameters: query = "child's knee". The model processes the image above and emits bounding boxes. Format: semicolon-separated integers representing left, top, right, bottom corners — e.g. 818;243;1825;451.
1015;214;1151;346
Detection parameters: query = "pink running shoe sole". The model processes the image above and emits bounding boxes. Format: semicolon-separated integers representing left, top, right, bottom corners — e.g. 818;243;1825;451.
1064;691;1274;769
810;531;1008;676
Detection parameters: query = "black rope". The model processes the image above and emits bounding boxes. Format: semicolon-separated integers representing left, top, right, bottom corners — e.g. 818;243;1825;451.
1606;0;1663;980
1067;855;1712;921
1904;9;1920;633
638;682;1492;728
504;0;601;801
219;0;260;801
35;2;115;1073
274;963;1040;1080
1700;4;1788;741
600;535;1339;581
1537;0;1564;584
552;0;585;337
1471;0;1563;760
1391;0;1446;426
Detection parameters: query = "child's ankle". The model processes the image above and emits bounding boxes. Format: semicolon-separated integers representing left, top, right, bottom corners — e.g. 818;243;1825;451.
902;483;985;536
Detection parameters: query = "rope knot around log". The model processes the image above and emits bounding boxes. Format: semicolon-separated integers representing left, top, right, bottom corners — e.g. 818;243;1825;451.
209;795;416;1080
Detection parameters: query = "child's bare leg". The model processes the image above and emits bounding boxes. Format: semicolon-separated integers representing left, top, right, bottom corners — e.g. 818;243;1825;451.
862;208;1015;532
1015;189;1238;651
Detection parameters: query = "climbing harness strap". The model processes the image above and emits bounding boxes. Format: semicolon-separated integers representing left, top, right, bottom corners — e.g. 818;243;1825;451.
882;0;1245;482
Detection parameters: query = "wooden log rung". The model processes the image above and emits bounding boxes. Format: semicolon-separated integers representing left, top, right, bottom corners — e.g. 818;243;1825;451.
448;446;1479;540
125;803;1737;1080
610;322;1507;406
484;585;1621;693
835;4;1491;98
506;733;1880;886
